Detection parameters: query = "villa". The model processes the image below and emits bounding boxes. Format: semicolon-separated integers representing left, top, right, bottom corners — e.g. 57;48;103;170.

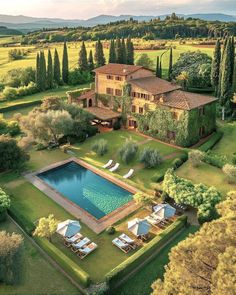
67;63;218;147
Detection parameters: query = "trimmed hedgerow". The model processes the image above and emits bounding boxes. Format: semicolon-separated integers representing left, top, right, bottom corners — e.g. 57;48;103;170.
105;215;187;290
198;131;223;152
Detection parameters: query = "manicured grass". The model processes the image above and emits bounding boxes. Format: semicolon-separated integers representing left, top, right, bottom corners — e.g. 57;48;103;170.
213;121;236;160
2;104;37;119
176;161;236;195
0;217;80;295
114;225;198;295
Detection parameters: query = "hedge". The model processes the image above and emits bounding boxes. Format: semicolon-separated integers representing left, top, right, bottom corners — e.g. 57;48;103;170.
36;237;91;287
8;207;36;235
0;100;41;113
105;215;187;290
198;131;223;152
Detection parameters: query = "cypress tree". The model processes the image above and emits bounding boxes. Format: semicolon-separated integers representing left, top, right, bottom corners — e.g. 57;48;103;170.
159;60;162;78
94;40;105;68
35;53;40;89
109;39;116;63
220;38;233;120
168;48;173;81
211;39;221;95
88;50;94;72
126;37;134;65
39;51;46;91
121;38;127;64
218;38;227;97
78;41;88;71
156;56;160;77
229;37;235;86
54;48;61;85
62;42;69;83
115;38;123;64
47;49;53;89
233;56;236;93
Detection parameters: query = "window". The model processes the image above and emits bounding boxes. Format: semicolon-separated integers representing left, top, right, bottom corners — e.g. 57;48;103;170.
172;112;178;120
107;75;113;80
199;126;205;137
115;76;122;81
167;131;176;140
199;107;205;116
139;107;144;114
106;87;114;95
115;89;122;96
132;105;136;113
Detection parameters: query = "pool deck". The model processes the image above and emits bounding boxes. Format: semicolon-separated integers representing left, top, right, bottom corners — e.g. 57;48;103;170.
25;157;141;234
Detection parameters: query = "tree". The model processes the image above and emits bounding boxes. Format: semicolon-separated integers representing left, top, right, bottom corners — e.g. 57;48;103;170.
118;140;138;164
151;194;235;295
40;96;63;111
135;53;153;69
133;192;154;206
94;40;105;68
91;139;108;156
156;56;160;77
47;49;53;89
121;37;127;64
211;39;221;95
62;42;69;83
53;48;61;85
0;135;29;171
109;39;116;63
222;164;236;183
219;38;233;120
78;41;88;71
38;51;46;91
168;48;173;81
188;150;204;167
88;49;94;72
176;71;189;89
4;67;35;88
140;147;163;168
229;37;235;87
0;231;23;285
33;214;58;242
126;37;134;65
0;188;10;222
115;38;123;64
159;60;162;78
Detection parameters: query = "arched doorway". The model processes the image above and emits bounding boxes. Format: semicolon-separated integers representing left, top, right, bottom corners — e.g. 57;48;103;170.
88;99;93;107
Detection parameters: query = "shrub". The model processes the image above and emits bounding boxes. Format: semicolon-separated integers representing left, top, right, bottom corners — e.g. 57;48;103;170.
2;82;38;100
118;140;138;164
140;147;163;168
8;206;35;235
203;151;228;168
0;188;11;222
106;226;116;235
188;150;204;167
198;131;223;152
0;231;23;285
151;172;164;183
92;139;108;156
222;164;236;183
232;154;236;165
35;143;47;151
133;192;154;206
7;121;21;136
86;125;98;137
3;87;18;100
172;158;183;169
113;120;121;130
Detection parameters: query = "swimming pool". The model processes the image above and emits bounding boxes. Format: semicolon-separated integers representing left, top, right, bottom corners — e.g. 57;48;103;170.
37;161;133;219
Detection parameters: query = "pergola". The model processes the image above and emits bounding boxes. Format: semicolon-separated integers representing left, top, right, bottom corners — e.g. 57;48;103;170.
85;107;121;127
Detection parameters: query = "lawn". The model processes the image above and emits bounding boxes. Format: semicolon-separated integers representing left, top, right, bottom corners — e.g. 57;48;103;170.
114;225;199;295
0;130;186;282
0;217;80;295
176;161;236;195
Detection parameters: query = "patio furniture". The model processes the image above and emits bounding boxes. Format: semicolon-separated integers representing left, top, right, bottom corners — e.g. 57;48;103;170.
103;159;113;169
150;213;169;224
152;204;176;219
64;233;83;247
146;216;165;229
56;220;81;238
109;163;120;172
71;237;91;253
112;237;131;253
119;233;137;249
123;169;134;179
128;218;151;237
77;242;98;259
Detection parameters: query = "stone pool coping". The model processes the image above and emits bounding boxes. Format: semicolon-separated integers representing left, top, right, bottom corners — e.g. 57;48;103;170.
25;157;141;234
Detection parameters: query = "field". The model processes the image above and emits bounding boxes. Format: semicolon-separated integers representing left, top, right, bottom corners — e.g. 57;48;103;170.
0;217;79;295
0;39;214;80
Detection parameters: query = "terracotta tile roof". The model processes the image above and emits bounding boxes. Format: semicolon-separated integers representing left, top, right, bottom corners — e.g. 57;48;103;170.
130;76;181;95
85;107;121;120
77;89;95;100
93;63;151;76
158;90;218;110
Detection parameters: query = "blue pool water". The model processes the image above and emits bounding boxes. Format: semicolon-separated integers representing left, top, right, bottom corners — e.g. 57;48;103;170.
38;161;133;219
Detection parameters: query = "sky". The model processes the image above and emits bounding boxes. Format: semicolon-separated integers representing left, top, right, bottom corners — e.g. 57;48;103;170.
1;0;236;19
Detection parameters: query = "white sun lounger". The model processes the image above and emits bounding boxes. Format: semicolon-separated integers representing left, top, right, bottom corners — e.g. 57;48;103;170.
71;237;91;252
78;242;98;259
123;169;134;179
119;233;137;249
146;216;165;228
103;159;113;168
109;163;120;172
64;233;83;246
112;237;131;253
